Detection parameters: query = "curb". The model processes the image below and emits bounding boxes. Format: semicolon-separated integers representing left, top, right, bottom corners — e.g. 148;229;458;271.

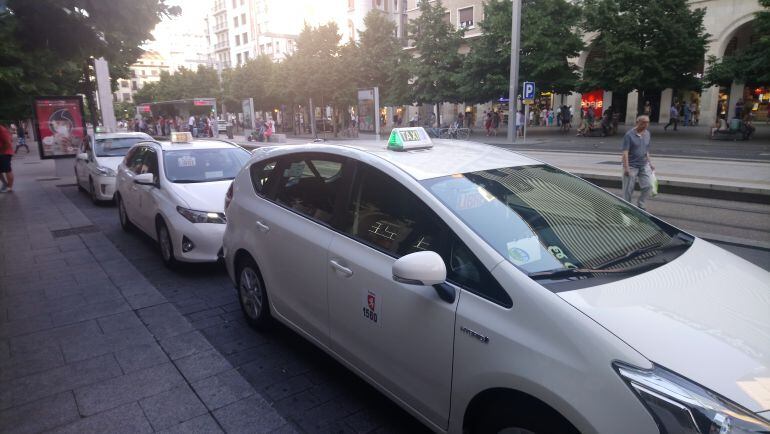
577;173;770;204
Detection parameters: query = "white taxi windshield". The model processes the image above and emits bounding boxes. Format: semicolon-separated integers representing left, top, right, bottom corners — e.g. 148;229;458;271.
422;165;680;275
163;148;250;183
95;138;147;157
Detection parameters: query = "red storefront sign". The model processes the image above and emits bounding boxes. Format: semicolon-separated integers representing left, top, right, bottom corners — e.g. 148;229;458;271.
581;90;604;118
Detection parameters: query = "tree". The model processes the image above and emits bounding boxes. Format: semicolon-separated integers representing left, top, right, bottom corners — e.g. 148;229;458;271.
132;66;221;104
581;0;709;94
408;0;465;123
0;0;178;120
357;10;411;106
705;0;770;87
458;0;584;104
231;55;279;111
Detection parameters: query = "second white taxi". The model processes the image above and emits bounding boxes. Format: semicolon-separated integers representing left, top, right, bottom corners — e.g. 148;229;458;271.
115;132;250;266
75;132;152;203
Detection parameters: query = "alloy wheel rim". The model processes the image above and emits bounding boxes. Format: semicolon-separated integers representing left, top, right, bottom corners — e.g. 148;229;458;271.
239;268;262;319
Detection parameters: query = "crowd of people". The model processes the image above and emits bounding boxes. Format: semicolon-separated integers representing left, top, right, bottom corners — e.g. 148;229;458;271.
125;114;220;138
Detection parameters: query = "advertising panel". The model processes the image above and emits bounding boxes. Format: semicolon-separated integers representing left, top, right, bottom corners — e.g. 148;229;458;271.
357;88;380;133
33;96;87;159
242;98;255;130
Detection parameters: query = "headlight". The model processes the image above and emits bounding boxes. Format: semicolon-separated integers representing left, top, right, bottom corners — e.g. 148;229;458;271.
616;363;770;433
96;166;116;176
176;206;226;224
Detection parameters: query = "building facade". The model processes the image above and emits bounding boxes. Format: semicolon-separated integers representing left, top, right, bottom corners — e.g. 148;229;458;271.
113;51;170;104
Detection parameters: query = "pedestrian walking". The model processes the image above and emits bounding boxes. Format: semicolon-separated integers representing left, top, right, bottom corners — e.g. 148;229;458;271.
734;98;744;119
14;122;29;153
0;123;14;193
484;112;492;136
643;100;652;117
683;103;691;126
491;110;500;136
663;103;679;131
621;115;655;210
516;110;524;137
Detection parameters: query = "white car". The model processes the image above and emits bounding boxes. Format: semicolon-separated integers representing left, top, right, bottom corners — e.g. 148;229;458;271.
115;133;250;266
222;130;770;433
75;132;152;203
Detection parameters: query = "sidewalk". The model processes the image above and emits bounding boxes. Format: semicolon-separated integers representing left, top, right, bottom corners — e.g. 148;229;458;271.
229;128;770;202
0;147;290;432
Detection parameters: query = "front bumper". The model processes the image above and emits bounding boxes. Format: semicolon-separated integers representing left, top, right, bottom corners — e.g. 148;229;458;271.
165;212;226;263
93;175;117;201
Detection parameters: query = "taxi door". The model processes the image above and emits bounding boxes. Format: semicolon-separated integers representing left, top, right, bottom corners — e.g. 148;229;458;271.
134;147;161;233
326;163;457;430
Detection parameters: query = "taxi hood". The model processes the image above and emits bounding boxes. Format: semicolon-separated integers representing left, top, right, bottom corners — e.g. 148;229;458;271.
172;180;231;213
557;238;770;412
95;156;124;172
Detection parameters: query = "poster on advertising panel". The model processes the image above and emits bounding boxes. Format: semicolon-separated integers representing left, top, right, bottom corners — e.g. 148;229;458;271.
357;87;380;134
33;96;87;160
242;98;255;130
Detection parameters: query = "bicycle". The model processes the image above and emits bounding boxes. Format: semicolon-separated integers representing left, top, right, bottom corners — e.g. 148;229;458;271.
438;126;470;140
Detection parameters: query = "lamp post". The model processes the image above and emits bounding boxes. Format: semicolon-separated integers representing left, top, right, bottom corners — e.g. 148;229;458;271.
506;0;522;143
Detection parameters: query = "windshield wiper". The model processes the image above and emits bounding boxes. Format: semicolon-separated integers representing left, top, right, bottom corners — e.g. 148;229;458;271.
529;260;667;281
591;233;691;270
172;179;208;184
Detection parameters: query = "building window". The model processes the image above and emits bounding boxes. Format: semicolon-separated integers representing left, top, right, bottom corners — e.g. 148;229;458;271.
459;6;473;29
443;12;450;26
244;51;249;61
240;0;244;4
241;13;246;25
122;93;131;101
152;69;158;76
132;81;137;90
348;0;354;10
237;53;242;65
233;17;238;27
141;69;146;76
232;0;236;8
121;81;129;88
235;34;240;45
242;32;248;43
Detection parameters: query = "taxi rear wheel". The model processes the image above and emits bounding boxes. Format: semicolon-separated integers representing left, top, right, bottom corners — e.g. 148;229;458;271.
89;178;100;204
471;397;577;434
75;168;85;192
236;257;272;329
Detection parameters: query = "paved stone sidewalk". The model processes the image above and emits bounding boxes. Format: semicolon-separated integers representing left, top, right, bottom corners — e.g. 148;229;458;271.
0;157;290;432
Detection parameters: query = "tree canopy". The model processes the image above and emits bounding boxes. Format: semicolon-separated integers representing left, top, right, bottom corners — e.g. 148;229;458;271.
458;0;584;104
408;0;465;106
133;66;221;104
705;0;770;87
581;0;709;93
0;0;179;120
356;10;411;106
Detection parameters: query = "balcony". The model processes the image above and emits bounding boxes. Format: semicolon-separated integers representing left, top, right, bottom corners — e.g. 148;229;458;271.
213;22;227;32
213;1;225;13
214;41;230;50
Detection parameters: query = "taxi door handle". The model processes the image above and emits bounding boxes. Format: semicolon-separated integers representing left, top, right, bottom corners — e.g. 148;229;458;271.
329;260;353;277
255;221;270;233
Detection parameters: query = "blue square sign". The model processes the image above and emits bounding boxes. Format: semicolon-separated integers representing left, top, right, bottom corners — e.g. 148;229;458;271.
523;82;535;103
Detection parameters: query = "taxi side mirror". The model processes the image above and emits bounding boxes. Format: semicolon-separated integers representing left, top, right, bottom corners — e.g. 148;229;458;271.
393;251;455;303
76;152;88;161
134;173;156;186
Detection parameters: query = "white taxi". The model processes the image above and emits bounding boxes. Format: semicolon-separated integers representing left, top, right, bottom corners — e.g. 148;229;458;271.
116;132;250;266
222;128;770;433
75;132;152;203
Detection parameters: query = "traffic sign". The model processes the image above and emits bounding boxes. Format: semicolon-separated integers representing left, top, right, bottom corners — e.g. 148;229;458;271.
523;81;535;104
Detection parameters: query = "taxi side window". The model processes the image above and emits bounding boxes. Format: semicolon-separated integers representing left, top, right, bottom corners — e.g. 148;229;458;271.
126;147;147;173
140;149;159;182
273;154;348;225
249;159;279;198
339;163;446;257
340;162;511;308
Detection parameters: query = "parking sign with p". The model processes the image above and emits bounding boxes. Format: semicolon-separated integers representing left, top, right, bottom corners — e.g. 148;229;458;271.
523;82;535;105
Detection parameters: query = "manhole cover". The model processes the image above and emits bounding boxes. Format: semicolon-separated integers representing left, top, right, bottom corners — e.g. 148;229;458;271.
36;177;61;181
51;225;99;238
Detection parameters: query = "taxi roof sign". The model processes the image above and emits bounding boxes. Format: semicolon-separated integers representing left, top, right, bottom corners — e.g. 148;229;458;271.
387;127;433;151
171;131;193;143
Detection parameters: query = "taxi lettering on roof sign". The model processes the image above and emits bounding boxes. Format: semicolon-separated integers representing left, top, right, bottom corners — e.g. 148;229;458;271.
171;131;193;143
387;127;432;151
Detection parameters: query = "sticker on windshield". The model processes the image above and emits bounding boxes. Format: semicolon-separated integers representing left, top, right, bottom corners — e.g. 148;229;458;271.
284;162;305;178
507;236;542;266
178;156;196;167
457;186;495;210
362;290;381;326
205;171;224;179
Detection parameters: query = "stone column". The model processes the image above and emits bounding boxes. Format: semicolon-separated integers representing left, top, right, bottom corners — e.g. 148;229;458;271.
659;88;673;124
699;85;719;125
727;81;745;119
626;90;639;124
602;90;613;113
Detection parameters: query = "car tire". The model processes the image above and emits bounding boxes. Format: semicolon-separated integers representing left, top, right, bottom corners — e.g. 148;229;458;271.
236;256;272;329
75;168;85;192
89;178;100;204
117;194;134;232
156;219;178;268
471;400;577;434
